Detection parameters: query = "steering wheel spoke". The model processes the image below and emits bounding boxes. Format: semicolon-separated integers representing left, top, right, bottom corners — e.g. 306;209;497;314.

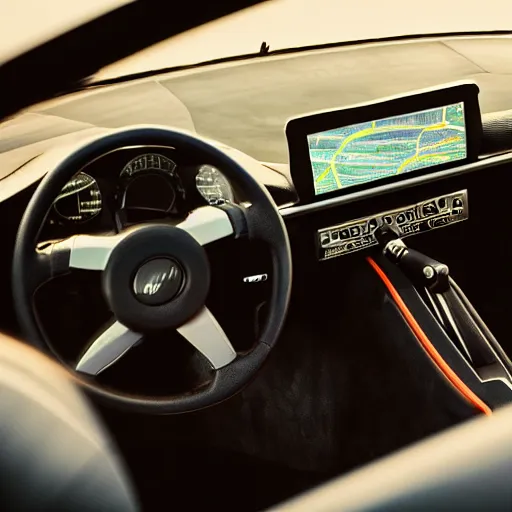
176;205;238;245
38;232;126;275
35;205;237;284
76;321;143;376
177;307;237;369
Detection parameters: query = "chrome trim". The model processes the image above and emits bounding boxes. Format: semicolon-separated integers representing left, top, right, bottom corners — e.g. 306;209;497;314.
434;293;474;364
177;206;234;245
67;232;126;271
317;190;468;260
177;307;237;369
243;273;268;283
279;153;512;218
76;321;142;376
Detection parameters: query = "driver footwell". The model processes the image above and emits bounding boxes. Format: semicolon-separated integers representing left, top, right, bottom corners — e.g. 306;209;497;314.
116;440;326;511
101;259;478;511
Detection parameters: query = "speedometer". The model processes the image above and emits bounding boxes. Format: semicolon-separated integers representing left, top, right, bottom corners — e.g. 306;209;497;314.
119;153;183;215
120;153;176;179
195;165;234;205
53;172;102;222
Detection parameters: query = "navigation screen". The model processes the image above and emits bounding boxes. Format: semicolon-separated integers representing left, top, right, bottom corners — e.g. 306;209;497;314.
308;102;467;195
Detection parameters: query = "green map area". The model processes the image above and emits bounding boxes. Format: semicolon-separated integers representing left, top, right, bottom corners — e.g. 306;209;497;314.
309;102;467;195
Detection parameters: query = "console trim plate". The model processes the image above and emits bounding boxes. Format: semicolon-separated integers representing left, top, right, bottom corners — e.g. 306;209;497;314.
317;190;468;260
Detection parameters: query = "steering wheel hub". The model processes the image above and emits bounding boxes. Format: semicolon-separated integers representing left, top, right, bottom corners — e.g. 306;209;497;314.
102;224;210;332
132;257;184;305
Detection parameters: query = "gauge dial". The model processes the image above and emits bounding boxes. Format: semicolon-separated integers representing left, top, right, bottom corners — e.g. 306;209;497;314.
123;173;176;212
53;172;102;222
120;153;176;179
119;153;181;213
195;165;234;205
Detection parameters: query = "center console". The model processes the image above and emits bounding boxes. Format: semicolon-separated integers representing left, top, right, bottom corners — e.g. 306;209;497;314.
284;81;512;416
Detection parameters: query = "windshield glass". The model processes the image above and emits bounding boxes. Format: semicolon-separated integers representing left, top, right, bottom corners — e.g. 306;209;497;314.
96;0;512;80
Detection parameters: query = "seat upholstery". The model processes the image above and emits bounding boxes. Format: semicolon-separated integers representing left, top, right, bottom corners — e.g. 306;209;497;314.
270;401;512;511
0;334;138;511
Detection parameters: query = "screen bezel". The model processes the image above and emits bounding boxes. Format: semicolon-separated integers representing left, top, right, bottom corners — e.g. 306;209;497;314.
285;82;482;204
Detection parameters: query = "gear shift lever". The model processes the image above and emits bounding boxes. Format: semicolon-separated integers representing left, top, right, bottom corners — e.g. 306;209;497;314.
378;228;512;384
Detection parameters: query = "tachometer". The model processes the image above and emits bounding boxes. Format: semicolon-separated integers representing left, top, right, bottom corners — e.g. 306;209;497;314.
195;165;234;205
120;153;176;179
53;172;102;222
119;153;183;215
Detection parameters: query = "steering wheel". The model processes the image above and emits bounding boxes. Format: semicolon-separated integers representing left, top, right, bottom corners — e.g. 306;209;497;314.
12;126;292;414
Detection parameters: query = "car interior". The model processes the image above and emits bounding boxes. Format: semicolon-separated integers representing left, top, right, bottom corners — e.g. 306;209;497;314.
3;1;512;510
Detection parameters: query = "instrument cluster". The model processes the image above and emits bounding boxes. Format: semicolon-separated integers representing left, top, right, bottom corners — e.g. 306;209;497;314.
49;148;235;231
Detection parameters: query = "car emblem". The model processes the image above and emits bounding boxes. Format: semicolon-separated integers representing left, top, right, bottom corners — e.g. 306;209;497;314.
133;258;183;305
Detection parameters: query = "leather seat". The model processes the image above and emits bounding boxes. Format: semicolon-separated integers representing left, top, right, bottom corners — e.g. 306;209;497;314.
4;328;512;512
0;334;138;511
269;401;512;511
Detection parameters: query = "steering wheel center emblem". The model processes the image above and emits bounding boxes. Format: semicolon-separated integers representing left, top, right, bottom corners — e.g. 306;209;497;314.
132;258;184;305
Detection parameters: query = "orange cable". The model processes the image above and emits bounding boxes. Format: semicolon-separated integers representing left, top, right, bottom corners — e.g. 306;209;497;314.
367;256;492;417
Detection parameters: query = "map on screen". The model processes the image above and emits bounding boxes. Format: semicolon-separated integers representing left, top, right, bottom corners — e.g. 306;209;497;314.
308;102;467;195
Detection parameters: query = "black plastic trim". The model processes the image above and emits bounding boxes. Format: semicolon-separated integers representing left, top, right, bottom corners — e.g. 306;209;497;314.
374;255;512;409
217;203;248;239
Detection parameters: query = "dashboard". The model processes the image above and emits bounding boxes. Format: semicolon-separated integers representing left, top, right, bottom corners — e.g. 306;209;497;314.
38;82;483;257
5;30;512;486
42;146;236;239
1;78;512;386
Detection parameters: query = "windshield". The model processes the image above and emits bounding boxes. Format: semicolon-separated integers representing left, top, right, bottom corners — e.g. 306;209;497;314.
96;0;512;80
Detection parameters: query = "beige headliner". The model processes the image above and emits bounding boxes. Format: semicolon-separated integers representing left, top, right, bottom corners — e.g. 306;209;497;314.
1;1;511;79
